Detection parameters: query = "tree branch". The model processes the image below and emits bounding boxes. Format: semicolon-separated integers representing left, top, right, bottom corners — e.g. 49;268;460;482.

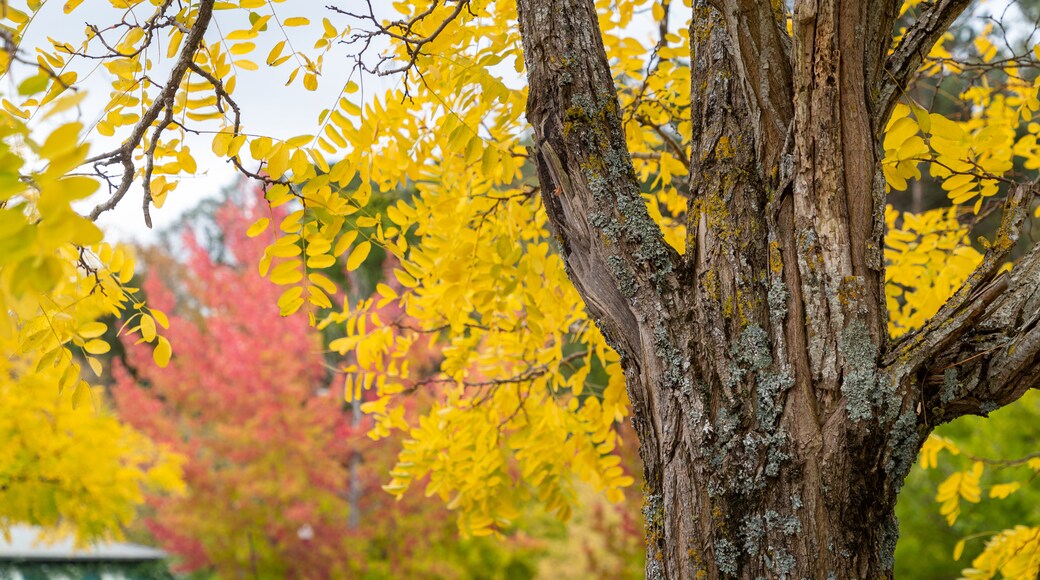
517;0;680;357
885;181;1036;374
877;0;973;129
86;0;214;224
710;0;793;168
920;240;1040;421
880;179;1039;423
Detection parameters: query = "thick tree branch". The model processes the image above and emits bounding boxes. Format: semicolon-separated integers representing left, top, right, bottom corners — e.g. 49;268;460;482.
920;241;1040;421
710;0;793;169
881;180;1039;424
877;0;973;129
885;182;1036;374
517;0;680;358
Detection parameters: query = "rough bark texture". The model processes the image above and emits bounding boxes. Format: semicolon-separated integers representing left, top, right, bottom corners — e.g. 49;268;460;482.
517;0;1039;578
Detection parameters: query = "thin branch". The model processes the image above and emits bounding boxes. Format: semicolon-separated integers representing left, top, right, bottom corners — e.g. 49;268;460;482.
965;451;1040;469
878;0;973;130
86;0;215;223
0;29;77;91
405;350;588;392
328;0;471;98
635;114;686;161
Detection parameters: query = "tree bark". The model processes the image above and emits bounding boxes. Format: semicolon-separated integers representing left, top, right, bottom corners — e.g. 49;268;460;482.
517;0;1040;577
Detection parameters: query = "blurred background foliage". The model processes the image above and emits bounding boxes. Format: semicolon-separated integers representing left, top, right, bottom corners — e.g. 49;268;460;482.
896;391;1040;579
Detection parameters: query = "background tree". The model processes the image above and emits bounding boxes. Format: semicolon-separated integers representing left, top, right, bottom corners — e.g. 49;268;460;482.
3;0;1040;577
0;340;183;545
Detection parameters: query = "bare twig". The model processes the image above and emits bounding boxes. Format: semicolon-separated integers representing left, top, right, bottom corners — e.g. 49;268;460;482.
327;0;471;98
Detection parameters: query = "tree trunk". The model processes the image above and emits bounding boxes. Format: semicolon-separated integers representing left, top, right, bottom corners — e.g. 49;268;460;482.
516;0;1040;577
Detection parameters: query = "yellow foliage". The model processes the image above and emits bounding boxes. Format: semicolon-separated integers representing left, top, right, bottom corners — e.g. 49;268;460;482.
0;29;180;540
882;26;1040;212
936;462;984;526
919;435;960;469
884;206;982;337
0;339;184;545
960;526;1040;580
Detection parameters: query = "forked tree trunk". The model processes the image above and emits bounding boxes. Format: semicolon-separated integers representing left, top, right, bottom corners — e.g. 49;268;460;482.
517;0;1040;577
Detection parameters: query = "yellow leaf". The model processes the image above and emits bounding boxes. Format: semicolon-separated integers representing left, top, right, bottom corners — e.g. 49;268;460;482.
270;260;303;284
953;539;965;561
652;1;664;21
72;380;92;410
153;336;172;368
322;18;337;38
307;253;336;269
78;322;107;339
280;209;304;233
308;285;332;309
283;16;309;26
177;148;197;173
885;116;919;149
929;113;966;142
83;339;111;355
278;286;305;316
267;41;286;66
58;364;79;394
346;241;371;271
2;99;30;120
87;356;103;377
989;481;1021;499
230;42;255;55
394;268;417;287
226;29;257;41
334;230;359;256
151;309;170;329
247;217;270;237
308;273;337;294
139;314;157;342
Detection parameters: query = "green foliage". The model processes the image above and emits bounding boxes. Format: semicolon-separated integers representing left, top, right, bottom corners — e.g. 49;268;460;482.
897;391;1040;579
